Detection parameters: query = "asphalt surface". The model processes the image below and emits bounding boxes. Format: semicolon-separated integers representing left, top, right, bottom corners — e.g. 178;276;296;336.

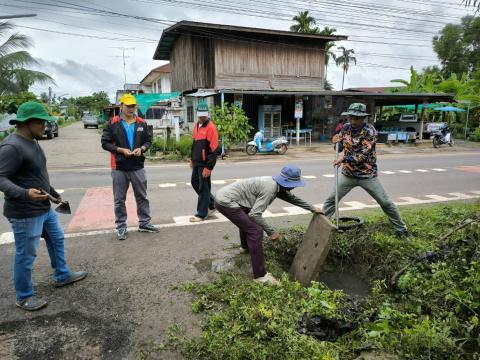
0;121;479;233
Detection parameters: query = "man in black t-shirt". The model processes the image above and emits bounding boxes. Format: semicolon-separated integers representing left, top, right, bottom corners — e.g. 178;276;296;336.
0;101;87;311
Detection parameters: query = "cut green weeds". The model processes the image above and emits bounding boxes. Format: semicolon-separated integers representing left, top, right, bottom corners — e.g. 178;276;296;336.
145;202;480;360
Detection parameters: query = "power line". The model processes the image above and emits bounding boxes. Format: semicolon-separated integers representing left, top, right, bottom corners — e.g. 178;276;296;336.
16;24;156;42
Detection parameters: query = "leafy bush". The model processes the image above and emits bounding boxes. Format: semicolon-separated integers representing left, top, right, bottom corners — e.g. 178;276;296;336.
210;103;253;150
471;126;480;142
150;134;193;159
57;117;65;126
151;203;480;360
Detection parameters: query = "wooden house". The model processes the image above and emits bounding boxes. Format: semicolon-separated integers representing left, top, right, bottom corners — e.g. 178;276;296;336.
153;21;455;141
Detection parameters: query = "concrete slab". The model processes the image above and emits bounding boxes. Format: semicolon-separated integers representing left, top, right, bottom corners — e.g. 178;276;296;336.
289;214;337;287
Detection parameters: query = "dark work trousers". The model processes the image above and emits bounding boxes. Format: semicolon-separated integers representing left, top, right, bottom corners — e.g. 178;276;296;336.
112;168;151;230
191;166;215;218
214;202;267;278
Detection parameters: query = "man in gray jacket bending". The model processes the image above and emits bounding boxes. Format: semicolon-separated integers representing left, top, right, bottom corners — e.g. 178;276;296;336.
214;165;323;285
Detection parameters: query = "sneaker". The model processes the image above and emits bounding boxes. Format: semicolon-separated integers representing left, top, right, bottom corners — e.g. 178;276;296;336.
117;228;128;241
16;296;48;311
139;223;159;233
239;247;249;255
253;272;281;286
189;215;205;223
55;271;88;287
396;230;411;242
207;208;217;218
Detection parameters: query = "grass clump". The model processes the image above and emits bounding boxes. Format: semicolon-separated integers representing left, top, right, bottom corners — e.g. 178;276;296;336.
154;202;480;359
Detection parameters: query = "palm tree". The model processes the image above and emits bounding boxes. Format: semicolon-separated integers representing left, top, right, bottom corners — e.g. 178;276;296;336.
318;27;337;90
335;46;356;90
0;22;54;95
290;11;318;34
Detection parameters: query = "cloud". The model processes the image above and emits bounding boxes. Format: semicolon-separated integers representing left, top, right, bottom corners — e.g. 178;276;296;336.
34;59;123;99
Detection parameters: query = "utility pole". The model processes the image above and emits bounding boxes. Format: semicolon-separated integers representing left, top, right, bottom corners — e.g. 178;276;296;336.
109;47;135;89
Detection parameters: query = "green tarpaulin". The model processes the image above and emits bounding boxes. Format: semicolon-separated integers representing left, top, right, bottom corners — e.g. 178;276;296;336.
134;93;181;114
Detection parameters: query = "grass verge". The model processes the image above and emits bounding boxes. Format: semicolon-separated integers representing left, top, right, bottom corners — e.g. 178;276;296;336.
138;202;480;360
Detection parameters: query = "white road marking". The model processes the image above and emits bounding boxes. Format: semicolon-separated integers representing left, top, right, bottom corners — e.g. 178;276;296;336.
381;171;395;175
186;182;191;186
282;207;311;216
1;191;479;246
323;174;335;178
303;175;317;179
398;196;425;204
398;170;412;174
159;183;177;188
343;201;378;209
415;169;429;173
212;180;227;185
448;192;475;200
431;168;446;172
425;195;450;201
56;189;65;194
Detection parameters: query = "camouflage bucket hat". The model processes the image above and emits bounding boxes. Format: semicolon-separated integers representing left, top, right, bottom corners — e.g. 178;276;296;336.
341;103;369;117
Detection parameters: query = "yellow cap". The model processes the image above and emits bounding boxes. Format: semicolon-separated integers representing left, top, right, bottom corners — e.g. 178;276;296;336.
119;93;137;106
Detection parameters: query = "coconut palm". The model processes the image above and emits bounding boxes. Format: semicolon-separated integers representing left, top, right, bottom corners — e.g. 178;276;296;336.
290;11;319;34
335;46;356;90
318;27;337;90
0;22;54;95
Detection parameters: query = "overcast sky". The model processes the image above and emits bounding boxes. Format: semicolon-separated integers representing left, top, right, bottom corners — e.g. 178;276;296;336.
0;0;476;100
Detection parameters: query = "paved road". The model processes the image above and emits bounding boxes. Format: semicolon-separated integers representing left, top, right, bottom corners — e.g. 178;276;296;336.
0;122;479;236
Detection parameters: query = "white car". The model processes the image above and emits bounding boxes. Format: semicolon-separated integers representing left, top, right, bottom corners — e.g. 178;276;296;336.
82;113;99;129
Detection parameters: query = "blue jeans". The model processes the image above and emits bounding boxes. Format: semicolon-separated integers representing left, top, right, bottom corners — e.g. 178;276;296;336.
8;208;71;301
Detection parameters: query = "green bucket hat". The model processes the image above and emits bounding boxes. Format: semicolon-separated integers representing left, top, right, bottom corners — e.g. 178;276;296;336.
341;103;369;117
10;101;55;125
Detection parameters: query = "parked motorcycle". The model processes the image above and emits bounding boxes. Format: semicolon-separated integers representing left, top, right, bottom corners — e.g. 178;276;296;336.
246;130;288;155
431;125;453;148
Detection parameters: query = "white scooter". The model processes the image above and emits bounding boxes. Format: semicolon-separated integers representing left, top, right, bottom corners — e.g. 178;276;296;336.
246;130;288;155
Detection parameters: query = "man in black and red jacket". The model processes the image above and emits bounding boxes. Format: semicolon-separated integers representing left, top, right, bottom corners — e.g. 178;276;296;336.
189;102;219;222
101;94;158;240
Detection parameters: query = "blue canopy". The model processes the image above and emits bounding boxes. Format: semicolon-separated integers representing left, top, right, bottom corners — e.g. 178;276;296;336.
432;106;465;112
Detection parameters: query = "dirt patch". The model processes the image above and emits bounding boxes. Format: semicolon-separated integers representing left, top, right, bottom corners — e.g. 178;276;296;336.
0;311;131;360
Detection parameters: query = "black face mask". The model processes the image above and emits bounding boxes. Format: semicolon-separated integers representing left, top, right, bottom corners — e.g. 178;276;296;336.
279;186;293;194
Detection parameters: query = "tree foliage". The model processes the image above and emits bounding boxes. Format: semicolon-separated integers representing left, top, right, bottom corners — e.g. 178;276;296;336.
289;11;318;33
335;47;357;90
0;22;54;95
209;103;253;149
433;16;480;78
0;91;37;114
74;91;110;115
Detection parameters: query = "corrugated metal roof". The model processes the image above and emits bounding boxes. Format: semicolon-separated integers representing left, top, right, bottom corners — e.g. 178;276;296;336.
153;21;347;60
140;63;171;85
